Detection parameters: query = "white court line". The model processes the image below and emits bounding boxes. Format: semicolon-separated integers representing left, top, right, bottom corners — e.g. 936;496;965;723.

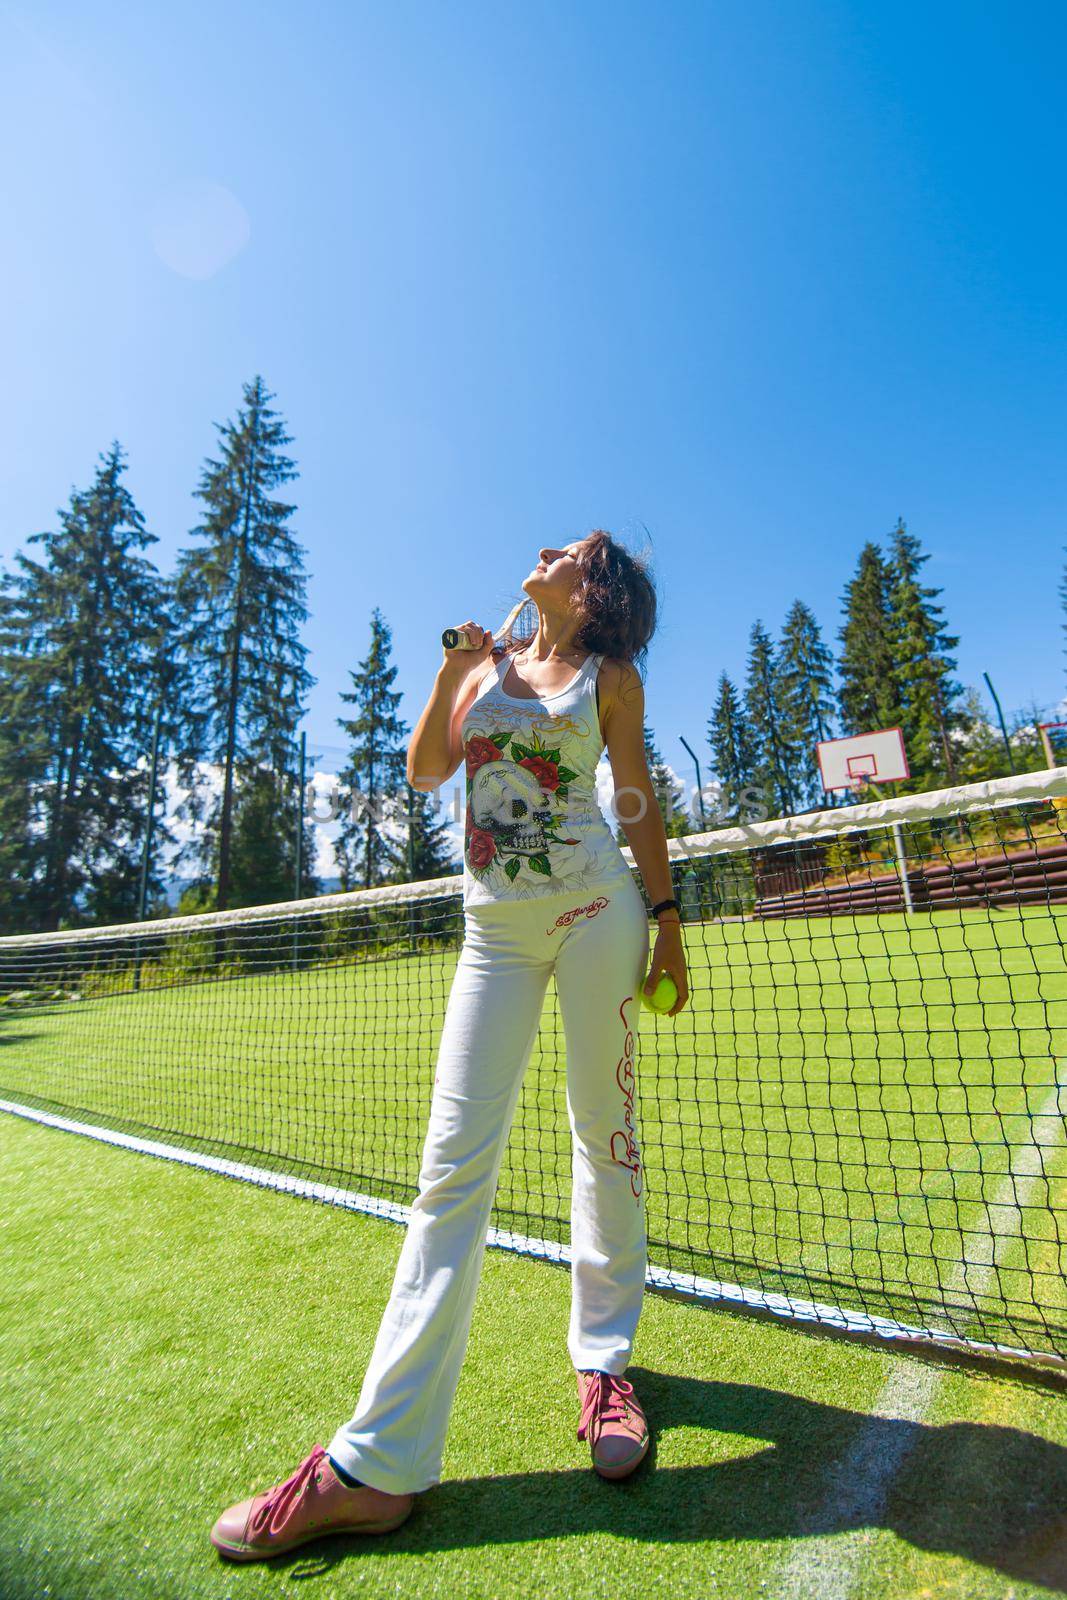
771;1066;1067;1600
1;1095;1064;1373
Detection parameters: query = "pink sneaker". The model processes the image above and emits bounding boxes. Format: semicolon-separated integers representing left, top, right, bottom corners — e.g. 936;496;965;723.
576;1370;650;1480
209;1444;414;1562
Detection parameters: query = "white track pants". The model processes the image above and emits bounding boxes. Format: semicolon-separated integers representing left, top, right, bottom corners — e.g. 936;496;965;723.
327;875;651;1495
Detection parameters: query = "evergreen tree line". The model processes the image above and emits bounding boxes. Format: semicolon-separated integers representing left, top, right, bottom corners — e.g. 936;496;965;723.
696;521;1053;834
0;377;453;934
0;380;1058;932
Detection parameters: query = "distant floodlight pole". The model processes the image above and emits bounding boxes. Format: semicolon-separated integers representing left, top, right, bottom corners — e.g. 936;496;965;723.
133;702;162;994
981;672;1016;775
406;776;416;882
678;735;706;827
137;703;163;924
292;730;306;972
294;730;307;900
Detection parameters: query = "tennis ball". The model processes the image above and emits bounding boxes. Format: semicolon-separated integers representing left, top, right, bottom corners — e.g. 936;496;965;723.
642;973;678;1013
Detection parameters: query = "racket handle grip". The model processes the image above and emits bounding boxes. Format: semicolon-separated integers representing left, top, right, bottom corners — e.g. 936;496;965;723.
441;626;477;650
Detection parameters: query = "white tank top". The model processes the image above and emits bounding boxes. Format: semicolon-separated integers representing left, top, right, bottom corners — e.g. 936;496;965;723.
459;650;635;906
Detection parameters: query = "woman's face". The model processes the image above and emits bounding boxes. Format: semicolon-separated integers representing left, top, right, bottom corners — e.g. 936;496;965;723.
523;538;588;611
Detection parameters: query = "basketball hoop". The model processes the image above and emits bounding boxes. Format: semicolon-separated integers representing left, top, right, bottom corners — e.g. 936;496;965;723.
817;728;909;800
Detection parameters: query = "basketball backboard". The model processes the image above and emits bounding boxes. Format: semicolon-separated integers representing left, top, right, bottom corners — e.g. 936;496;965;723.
817;727;910;793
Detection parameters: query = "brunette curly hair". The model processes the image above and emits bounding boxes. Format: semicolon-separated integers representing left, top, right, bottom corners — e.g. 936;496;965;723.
570;529;658;672
499;529;658;673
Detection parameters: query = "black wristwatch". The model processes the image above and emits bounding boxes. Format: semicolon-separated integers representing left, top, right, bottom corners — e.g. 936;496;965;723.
651;898;680;919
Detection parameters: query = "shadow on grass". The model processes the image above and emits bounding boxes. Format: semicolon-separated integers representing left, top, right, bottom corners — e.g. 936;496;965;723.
0;1032;38;1051
260;1367;1067;1593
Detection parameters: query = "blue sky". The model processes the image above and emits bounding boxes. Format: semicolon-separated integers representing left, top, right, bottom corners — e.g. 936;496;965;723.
3;0;1065;846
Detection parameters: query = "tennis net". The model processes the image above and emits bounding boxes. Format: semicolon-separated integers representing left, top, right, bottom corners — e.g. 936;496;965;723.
2;768;1066;1366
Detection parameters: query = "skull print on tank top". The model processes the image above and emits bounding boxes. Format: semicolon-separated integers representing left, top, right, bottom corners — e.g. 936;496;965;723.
460;649;636;906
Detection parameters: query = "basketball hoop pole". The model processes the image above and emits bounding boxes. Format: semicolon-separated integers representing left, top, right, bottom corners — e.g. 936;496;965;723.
890;820;914;914
845;775;913;914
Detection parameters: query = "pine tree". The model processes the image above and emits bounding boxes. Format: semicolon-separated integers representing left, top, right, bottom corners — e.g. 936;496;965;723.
837;542;905;738
400;785;459;882
887;520;962;785
643;722;687;834
0;444;171;930
0;565;50;928
744;621;797;817
336;609;409;890
953;686;1011;783
227;765;321;908
707;673;759;813
777;599;836;810
172;377;313;911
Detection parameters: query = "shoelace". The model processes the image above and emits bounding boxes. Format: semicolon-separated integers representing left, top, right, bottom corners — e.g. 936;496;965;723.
248;1444;328;1538
577;1371;637;1444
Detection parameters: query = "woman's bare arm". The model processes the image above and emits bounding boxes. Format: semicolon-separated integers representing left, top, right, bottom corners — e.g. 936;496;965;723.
602;659;689;1015
407;625;496;791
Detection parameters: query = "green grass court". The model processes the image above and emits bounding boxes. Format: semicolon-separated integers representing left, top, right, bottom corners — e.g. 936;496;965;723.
3;1110;1067;1600
2;903;1065;1356
3;900;1067;1596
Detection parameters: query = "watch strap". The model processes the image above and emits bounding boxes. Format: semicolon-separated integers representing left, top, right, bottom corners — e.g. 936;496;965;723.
651;897;680;918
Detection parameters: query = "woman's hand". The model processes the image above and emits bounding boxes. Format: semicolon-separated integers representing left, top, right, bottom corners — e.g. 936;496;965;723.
439;621;498;682
643;917;689;1016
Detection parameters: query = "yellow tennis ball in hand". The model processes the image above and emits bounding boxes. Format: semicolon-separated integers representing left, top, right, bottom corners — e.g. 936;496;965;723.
642;973;678;1013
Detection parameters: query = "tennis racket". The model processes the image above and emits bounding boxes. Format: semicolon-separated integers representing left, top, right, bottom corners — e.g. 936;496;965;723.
441;598;538;652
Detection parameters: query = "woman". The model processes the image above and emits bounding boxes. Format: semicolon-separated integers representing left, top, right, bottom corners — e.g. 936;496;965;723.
210;529;689;1561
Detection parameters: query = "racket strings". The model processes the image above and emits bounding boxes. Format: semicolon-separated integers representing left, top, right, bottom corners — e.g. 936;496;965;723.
494;597;539;652
508;599;539;645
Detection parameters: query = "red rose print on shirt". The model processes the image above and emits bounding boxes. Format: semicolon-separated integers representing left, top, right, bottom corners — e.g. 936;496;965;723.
467;827;497;868
519;754;560;791
466;735;503;776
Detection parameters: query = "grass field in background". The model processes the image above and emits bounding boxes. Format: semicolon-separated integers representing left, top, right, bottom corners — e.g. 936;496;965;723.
3;1111;1067;1600
2;903;1065;1357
